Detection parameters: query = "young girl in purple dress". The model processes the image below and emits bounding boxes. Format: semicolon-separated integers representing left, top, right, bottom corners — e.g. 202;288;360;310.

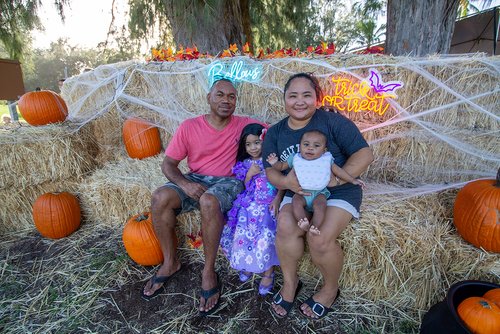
220;123;281;295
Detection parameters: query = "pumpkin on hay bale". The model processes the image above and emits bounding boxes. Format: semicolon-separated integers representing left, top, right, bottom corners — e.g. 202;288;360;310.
18;89;68;126
453;168;500;253
122;117;162;159
32;192;81;239
122;212;163;266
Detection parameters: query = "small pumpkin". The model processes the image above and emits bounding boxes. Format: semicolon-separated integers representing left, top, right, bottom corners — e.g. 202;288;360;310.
484;288;500;308
32;192;81;239
453;168;500;253
122;212;163;266
457;296;500;334
122;118;162;159
18;88;68;126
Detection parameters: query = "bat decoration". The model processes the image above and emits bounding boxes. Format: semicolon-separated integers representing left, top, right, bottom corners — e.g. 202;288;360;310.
367;69;403;94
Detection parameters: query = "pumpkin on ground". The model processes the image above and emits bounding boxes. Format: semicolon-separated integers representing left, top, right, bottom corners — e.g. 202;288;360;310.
18;89;68;126
32;192;81;239
457;296;500;334
484;288;500;308
453;168;500;253
122;212;163;266
122;118;162;159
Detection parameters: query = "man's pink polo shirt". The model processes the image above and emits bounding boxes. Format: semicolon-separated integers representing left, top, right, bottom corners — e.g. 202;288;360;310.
165;115;265;177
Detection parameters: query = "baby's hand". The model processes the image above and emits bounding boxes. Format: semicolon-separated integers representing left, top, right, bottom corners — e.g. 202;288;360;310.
353;179;366;189
266;153;278;165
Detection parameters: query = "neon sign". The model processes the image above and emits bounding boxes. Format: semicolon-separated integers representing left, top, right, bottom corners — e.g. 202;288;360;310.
322;69;403;116
207;60;262;86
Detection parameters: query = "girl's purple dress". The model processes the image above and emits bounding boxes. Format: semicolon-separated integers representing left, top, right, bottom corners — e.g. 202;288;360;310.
220;158;280;273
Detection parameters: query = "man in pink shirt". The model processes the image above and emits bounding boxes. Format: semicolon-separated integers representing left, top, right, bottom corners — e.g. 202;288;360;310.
142;79;263;316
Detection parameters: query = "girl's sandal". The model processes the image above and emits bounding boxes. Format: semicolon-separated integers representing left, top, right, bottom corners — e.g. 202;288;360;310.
258;272;275;295
238;270;252;282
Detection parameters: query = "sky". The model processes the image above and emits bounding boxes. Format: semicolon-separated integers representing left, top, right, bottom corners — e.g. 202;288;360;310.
32;0;500;51
33;0;129;49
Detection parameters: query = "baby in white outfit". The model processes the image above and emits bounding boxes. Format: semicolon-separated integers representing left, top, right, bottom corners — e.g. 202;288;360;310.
267;130;365;235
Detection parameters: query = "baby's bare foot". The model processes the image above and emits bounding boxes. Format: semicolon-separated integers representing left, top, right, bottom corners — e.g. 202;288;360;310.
309;225;321;235
298;218;311;232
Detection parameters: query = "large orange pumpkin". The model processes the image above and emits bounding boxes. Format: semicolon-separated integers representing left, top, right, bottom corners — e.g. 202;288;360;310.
18;89;68;126
457;297;500;334
32;192;81;239
122;213;163;266
122;118;162;159
484;288;500;308
453;169;500;253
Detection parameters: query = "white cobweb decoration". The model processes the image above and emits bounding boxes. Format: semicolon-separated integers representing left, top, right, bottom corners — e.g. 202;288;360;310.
60;54;499;202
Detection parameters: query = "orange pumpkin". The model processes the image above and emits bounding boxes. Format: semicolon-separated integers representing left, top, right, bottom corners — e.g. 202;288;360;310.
122;118;162;159
457;297;500;334
18;89;68;126
453;169;500;253
484;288;500;308
32;192;81;239
122;213;163;266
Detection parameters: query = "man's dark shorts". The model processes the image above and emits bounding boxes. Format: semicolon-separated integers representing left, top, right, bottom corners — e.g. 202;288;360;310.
165;173;244;215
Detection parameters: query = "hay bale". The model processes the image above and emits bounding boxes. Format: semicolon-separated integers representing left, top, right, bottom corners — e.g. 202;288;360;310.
0;123;98;190
78;155;200;244
0;178;81;233
78;155;173;225
365;128;499;185
299;188;500;311
81;106;171;166
88;108;126;165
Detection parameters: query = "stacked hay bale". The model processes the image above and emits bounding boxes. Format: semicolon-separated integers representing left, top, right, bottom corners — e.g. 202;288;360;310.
76;155;202;240
0;123;98;233
78;155;165;225
60;54;499;316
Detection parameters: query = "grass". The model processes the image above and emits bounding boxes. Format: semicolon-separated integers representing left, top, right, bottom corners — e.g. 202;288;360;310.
0;102;23;121
0;223;423;333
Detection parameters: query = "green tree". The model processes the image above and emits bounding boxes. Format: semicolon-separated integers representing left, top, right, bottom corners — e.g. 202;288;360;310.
313;0;358;52
0;0;41;60
355;20;385;48
128;0;246;54
23;39;105;92
351;0;386;49
127;0;319;53
249;0;319;51
0;0;70;60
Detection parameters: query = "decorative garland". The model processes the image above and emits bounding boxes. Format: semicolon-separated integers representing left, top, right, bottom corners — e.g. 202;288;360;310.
148;42;384;62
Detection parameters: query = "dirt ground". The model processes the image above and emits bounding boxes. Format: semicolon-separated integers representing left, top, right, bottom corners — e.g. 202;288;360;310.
0;225;362;334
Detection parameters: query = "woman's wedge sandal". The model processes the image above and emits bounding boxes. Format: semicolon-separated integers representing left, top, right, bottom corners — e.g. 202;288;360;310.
300;289;341;320
270;280;303;318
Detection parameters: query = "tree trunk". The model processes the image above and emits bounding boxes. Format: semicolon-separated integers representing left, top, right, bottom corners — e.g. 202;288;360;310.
167;0;244;55
240;0;253;52
385;0;460;56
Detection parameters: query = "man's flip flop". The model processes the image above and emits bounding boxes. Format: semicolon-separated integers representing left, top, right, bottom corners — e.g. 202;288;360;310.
141;265;183;301
199;273;222;317
270;280;303;318
299;289;341;320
